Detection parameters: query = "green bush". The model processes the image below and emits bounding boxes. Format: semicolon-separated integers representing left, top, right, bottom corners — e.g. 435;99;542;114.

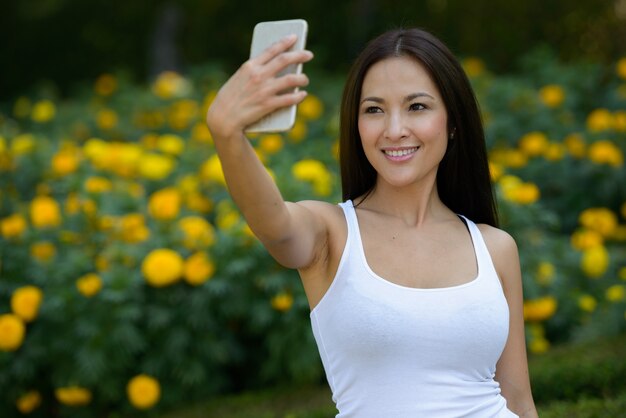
530;334;626;404
538;392;626;418
0;51;625;416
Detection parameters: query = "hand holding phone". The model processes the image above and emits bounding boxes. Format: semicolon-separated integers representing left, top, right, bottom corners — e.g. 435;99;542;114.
245;19;309;133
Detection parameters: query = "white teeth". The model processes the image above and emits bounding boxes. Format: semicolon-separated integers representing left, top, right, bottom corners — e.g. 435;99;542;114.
384;147;418;157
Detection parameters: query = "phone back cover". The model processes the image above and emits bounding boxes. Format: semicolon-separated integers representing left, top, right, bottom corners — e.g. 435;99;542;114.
245;19;308;133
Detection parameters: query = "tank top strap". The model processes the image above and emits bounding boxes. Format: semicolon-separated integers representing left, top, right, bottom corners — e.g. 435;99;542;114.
458;215;499;280
338;200;359;243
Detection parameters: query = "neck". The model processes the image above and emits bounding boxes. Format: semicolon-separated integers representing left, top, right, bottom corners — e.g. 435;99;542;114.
357;175;452;227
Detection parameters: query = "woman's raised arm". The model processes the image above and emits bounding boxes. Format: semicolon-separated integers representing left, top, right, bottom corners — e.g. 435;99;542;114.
205;35;326;270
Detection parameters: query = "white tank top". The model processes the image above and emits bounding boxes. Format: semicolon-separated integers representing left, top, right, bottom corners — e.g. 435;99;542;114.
310;200;518;417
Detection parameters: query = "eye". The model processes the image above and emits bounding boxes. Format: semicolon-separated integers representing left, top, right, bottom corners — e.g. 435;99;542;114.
409;103;426;111
364;106;382;114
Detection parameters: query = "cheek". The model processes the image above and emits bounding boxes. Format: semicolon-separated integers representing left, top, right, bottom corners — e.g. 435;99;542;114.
357;117;371;138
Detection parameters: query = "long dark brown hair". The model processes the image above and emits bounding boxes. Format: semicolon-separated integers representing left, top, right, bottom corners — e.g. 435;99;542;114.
339;28;498;227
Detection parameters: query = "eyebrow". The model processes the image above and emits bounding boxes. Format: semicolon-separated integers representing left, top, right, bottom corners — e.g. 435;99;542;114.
360;92;435;104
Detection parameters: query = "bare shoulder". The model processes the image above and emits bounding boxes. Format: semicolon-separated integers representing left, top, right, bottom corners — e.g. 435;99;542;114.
293;200;346;226
476;223;519;260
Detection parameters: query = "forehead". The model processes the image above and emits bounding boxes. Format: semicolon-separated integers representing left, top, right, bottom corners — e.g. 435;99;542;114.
361;56;440;97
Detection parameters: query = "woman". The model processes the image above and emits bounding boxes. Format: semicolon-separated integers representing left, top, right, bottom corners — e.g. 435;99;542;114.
206;28;538;418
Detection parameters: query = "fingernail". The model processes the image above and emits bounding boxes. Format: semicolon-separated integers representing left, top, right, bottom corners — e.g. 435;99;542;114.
285;34;297;41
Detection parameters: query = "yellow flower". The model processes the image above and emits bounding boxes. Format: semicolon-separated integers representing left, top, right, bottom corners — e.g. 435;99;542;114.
138;153;175;180
30;241;56;263
1;213;27;239
85;176;113;193
289;120;307;142
216;208;241;231
579;207;618;237
51;148;81;176
168;99;199;130
82;199;98;217
178;174;199;194
462;57;485;78
142;249;184;287
30;196;62;228
299;94;324;120
578;294;597;312
518;132;549;157
292;159;333;196
588;139;623;167
563;133;586;158
523;296;558;322
148;187;181;221
152;71;190;99
178;216;216;249
617;57;626;80
11;134;36;155
613;110;626;132
505;149;528;168
16;390;41;413
157;134;185;156
185;192;214;214
191;122;213;143
140;133;159;150
83;137;108;164
581;245;609;278
543;142;566;161
183;252;216;285
571;228;604;250
620;266;626;281
65;193;82;215
127;375;161;410
539;85;565;108
0;314;26;351
11;286;43;322
119;213;150;243
96;108;118;130
94;73;118;96
488;161;503;182
536;262;555;286
31;100;56;123
529;337;550;354
200;154;226;185
271;292;294;312
76;273;103;297
502;181;540;205
586;109;613;132
606;285;625;302
55;386;92;406
259;134;284;155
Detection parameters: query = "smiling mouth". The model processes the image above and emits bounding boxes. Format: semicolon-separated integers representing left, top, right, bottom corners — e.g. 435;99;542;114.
383;147;419;157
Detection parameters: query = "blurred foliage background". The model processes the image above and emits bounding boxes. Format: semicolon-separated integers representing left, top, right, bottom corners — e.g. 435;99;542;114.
1;0;626;417
2;0;626;99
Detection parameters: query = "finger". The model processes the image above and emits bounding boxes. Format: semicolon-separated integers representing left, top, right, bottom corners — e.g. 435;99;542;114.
264;49;314;77
264;90;308;112
267;72;310;96
255;34;298;65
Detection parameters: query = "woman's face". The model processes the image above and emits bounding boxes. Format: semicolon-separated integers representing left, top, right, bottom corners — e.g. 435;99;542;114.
358;56;449;191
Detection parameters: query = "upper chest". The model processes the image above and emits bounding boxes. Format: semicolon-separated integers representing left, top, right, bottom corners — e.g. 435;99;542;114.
355;211;479;289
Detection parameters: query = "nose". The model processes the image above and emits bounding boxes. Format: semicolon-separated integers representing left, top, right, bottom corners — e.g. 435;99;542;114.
384;111;408;141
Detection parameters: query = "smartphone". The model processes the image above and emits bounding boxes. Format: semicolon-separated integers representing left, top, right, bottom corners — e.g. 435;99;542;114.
245;19;308;133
